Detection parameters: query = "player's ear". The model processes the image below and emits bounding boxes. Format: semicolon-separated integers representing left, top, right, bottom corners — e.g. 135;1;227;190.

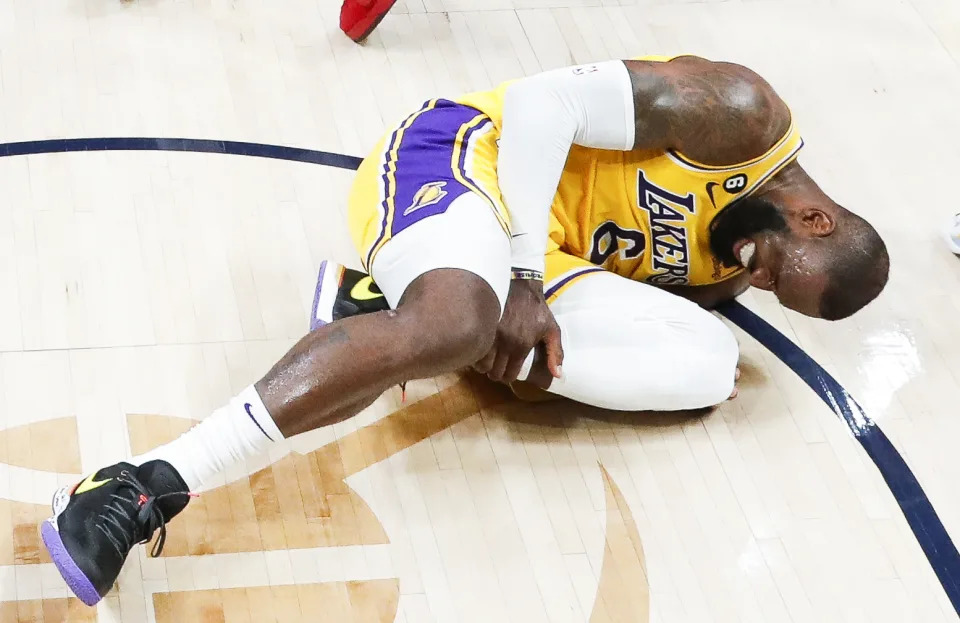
799;207;835;237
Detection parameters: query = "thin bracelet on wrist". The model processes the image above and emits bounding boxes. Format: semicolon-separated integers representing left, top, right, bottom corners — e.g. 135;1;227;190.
511;268;544;281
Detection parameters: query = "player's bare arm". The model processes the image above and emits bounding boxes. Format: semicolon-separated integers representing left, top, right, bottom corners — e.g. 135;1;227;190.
624;56;791;165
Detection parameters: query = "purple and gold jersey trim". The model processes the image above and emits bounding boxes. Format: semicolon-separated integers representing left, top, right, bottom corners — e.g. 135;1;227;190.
665;119;800;172
545;266;605;302
451;114;502;225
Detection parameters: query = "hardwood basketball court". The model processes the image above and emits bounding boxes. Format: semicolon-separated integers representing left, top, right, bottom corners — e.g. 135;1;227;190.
1;0;959;621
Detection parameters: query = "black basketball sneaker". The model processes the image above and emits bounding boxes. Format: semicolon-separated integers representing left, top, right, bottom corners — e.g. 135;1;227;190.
40;460;192;606
310;260;390;331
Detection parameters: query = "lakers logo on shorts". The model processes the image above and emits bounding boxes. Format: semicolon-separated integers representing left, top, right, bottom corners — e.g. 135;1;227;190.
403;181;448;216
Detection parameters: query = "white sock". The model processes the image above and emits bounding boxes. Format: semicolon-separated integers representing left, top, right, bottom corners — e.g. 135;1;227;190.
132;385;284;491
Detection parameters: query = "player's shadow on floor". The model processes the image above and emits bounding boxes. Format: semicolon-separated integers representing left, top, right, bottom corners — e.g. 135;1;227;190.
469;380;700;432
469;357;764;436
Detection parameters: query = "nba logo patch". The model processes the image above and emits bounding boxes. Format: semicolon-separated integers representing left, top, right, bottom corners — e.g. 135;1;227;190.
403;181;448;216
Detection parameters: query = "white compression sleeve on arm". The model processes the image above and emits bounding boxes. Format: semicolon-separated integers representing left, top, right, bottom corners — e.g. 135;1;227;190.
498;60;636;273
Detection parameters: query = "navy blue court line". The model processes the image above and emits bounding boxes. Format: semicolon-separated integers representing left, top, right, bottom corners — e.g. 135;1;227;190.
1;136;957;614
718;301;960;614
0;137;364;170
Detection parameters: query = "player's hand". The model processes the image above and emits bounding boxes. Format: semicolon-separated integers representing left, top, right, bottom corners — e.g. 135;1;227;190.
473;279;563;384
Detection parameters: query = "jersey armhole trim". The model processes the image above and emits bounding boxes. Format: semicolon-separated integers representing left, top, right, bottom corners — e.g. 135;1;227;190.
667;115;798;173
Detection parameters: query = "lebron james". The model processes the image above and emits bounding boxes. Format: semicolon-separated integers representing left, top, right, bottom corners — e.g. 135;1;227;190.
41;55;889;605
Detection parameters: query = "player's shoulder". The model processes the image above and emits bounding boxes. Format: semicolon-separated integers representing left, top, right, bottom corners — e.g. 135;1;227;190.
627;55;780;110
624;56;791;165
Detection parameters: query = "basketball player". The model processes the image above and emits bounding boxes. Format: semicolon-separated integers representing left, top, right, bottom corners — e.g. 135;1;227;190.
41;55;889;606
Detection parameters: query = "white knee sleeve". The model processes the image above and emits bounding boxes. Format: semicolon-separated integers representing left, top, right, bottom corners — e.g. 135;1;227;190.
544;273;739;411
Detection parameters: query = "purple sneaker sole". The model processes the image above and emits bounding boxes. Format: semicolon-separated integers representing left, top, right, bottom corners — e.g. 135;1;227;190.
311;260;341;332
310;261;329;332
40;519;102;606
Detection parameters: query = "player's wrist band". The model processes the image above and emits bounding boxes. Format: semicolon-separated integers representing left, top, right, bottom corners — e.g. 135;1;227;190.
511;268;544;281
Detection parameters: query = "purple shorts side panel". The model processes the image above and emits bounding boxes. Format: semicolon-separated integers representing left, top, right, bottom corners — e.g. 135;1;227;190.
387;100;492;236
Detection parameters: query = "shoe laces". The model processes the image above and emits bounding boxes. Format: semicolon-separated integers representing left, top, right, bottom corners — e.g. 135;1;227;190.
95;470;191;559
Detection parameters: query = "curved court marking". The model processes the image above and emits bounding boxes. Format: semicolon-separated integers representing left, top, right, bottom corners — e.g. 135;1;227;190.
0;137;364;170
718;301;960;613
1;136;957;614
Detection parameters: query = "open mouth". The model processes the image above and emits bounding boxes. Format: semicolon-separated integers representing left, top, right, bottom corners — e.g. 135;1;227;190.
732;239;757;270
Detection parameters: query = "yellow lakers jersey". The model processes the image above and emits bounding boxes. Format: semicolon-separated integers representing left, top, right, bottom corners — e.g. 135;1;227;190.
455;56;804;286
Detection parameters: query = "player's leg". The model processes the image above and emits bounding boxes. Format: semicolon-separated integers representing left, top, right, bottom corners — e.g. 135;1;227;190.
313;260;740;409
40;267;499;606
518;256;739;411
41;100;510;606
139;193;509;477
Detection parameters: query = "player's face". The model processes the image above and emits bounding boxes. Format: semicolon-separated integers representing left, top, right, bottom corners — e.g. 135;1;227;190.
736;232;830;317
712;197;831;318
